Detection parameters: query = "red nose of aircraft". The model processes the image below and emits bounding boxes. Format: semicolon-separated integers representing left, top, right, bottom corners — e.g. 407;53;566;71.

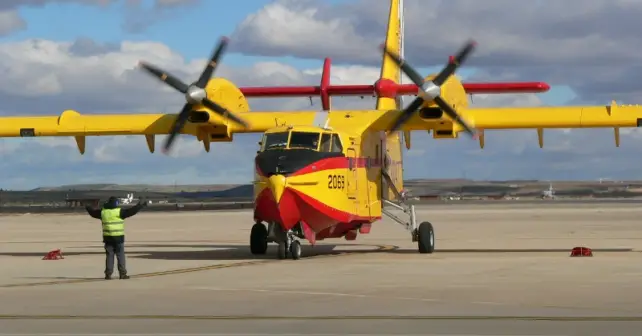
261;174;299;230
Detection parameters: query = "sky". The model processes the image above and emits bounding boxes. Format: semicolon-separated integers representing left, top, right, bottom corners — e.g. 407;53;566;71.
1;0;642;190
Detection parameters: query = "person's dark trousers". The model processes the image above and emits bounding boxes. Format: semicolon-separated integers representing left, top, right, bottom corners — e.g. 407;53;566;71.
104;241;128;279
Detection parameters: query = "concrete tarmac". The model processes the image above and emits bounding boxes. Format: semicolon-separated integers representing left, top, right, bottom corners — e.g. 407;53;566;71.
1;202;642;335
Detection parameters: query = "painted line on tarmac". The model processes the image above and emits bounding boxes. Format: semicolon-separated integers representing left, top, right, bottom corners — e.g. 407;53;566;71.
0;315;641;321
0;334;521;336
0;244;397;289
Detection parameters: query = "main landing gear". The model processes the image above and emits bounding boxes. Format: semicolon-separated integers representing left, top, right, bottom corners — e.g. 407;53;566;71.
250;222;304;260
381;172;435;254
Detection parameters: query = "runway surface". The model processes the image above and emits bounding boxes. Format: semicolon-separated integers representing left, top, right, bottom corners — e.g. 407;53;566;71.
1;202;642;335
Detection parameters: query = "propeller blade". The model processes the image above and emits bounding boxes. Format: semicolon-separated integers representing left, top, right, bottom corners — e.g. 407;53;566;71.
195;36;229;89
378;39;478;137
433;96;477;137
201;98;250;128
163;103;193;153
138;61;189;94
380;44;425;86
137;36;251;154
432;40;476;86
389;97;425;133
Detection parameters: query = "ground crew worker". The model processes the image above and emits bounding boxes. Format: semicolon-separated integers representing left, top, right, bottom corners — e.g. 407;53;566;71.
85;196;147;280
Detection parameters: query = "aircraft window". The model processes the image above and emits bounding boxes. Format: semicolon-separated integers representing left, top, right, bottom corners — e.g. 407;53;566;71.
320;133;332;152
331;134;343;153
263;132;289;150
289;132;320;150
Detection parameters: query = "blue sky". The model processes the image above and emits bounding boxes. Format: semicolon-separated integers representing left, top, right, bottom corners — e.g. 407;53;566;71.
0;0;640;190
1;0;583;104
5;0;331;68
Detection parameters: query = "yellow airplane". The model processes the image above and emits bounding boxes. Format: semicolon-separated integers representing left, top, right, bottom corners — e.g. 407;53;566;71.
0;0;640;260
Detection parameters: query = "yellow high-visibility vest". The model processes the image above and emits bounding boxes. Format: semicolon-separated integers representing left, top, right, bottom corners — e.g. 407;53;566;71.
101;208;125;236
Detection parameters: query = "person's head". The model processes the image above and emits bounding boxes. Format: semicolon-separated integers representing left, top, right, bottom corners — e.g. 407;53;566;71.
104;196;119;209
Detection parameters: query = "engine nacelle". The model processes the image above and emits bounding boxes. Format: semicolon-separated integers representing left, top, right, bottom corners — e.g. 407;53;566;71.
415;74;474;137
204;77;251;113
417;73;470;120
188;77;252;126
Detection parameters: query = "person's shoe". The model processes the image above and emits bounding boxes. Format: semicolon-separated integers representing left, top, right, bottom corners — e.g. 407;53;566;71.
119;274;130;280
105;274;112;280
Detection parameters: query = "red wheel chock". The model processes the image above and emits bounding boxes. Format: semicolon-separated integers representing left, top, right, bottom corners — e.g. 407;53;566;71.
570;246;593;257
42;249;64;260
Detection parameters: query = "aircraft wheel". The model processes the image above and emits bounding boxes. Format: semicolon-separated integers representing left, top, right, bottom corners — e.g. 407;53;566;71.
277;242;287;259
417;221;435;254
290;240;302;260
250;223;268;255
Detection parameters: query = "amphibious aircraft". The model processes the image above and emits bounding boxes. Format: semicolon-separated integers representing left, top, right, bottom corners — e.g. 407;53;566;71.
0;0;640;260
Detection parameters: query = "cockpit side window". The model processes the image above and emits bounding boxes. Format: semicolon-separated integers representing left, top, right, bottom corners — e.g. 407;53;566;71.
289;132;320;150
330;134;343;153
263;132;289;151
319;133;332;152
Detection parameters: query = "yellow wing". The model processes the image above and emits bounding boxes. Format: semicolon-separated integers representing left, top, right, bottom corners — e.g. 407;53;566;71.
0;102;638;153
384;100;642;148
0;109;321;154
465;102;639;148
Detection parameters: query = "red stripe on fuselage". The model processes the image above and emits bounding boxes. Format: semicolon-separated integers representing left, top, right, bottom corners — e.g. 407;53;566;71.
290;156;383;176
253;186;379;240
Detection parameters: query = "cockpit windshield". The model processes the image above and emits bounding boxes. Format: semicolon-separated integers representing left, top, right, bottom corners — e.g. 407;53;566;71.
288;132;320;150
263;132;289;150
261;130;342;153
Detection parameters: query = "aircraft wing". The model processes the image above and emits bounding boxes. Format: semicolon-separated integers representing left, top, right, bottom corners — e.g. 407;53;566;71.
467;103;638;130
437;102;642;147
0;109;320;154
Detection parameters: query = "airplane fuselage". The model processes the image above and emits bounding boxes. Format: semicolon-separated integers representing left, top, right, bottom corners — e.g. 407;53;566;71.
251;125;386;245
253;148;375;244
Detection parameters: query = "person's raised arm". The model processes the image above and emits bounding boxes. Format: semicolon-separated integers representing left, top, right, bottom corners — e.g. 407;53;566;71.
85;204;102;219
120;198;147;219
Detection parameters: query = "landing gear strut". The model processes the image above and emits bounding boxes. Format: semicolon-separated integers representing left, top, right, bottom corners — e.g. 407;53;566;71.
381;171;435;254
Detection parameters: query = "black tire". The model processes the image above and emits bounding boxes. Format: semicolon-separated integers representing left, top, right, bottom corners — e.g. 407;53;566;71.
417;221;435;254
290;240;302;260
250;223;268;255
277;242;287;259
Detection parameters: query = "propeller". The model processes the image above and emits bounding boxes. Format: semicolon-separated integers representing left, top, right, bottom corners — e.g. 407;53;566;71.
137;36;250;154
381;40;478;138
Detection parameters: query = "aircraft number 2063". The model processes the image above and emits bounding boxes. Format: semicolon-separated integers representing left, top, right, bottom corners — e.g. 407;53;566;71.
327;174;345;189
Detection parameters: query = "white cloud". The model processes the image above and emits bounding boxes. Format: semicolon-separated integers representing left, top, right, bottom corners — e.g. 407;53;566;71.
229;0;642;104
0;10;25;36
232;0;642;67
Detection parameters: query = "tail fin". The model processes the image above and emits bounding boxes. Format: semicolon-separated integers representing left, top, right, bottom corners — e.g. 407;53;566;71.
376;0;403;111
378;0;406;202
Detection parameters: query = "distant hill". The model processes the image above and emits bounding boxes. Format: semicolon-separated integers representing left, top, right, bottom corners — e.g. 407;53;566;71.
31;183;242;193
177;185;254;199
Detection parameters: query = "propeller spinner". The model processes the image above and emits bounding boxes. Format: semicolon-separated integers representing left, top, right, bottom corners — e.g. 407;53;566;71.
137;36;250;154
381;40;478;138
